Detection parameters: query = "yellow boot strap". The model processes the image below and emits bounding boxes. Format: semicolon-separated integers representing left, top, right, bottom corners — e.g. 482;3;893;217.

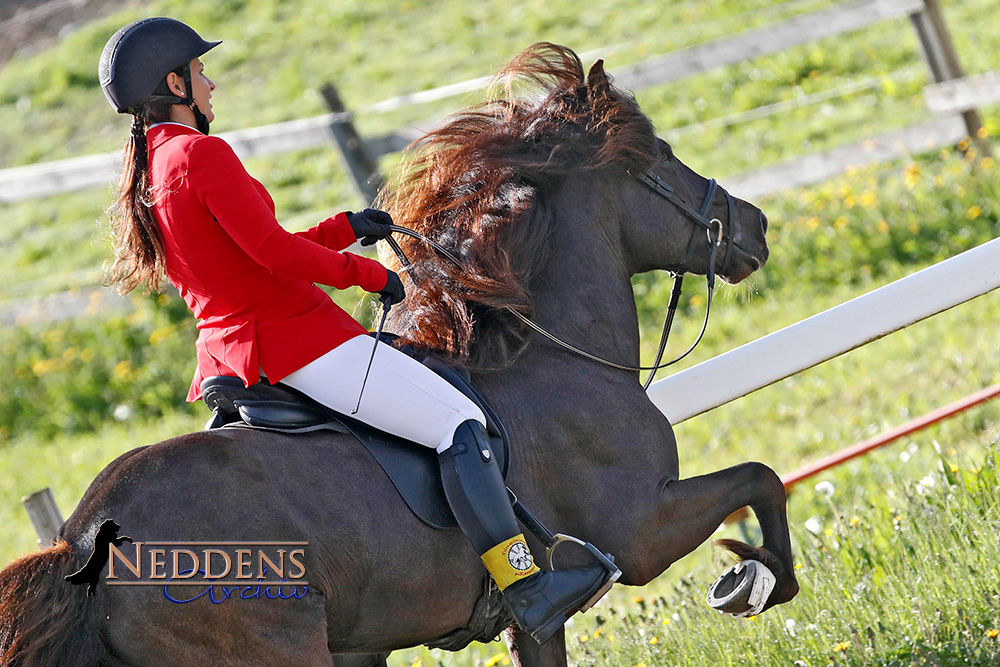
481;534;540;591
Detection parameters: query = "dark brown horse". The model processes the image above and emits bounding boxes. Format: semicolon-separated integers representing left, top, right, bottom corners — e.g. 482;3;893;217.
0;44;796;667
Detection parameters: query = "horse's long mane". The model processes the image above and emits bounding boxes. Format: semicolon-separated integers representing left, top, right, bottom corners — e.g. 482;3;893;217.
380;42;657;370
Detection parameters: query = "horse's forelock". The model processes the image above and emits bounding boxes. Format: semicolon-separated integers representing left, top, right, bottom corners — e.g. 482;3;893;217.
381;42;657;369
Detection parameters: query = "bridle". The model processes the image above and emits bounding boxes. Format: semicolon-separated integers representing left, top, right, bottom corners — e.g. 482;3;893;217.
382;168;736;387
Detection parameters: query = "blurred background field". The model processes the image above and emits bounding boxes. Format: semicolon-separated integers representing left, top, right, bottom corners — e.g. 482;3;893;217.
1;0;999;664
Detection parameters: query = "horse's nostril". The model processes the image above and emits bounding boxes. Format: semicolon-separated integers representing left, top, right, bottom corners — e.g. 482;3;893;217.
759;211;768;234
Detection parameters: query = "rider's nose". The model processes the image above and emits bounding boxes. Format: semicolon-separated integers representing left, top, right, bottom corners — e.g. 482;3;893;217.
759;211;768;235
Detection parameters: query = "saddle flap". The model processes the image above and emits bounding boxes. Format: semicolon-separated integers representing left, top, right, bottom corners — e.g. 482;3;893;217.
199;354;511;532
236;400;346;431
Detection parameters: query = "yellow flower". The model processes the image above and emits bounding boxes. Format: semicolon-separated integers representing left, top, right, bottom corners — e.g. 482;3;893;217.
649;636;658;645
849;516;861;527
957;138;970;152
409;660;422;667
834;216;848;230
980;157;995;169
805;216;820;230
633;595;644;604
577;633;589;644
81;349;95;363
484;653;506;666
860;191;877;209
662;618;671;626
987;628;999;639
30;358;59;376
112;360;133;380
593;627;603;639
902;163;921;188
877;219;890;235
834;641;851;652
977;127;990;139
967;206;982;220
794;563;802;570
149;325;175;346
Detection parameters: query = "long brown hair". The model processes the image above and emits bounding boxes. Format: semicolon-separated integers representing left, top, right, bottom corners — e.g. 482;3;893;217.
380;43;657;370
105;98;173;295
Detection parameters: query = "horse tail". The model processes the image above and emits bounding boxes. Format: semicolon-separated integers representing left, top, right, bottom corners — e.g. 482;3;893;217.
0;540;102;666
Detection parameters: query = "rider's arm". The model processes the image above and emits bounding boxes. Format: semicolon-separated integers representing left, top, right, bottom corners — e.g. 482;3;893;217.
293;212;360;252
188;137;388;292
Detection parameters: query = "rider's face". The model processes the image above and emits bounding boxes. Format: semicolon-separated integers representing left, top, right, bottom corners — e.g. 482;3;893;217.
166;57;216;124
188;58;216;124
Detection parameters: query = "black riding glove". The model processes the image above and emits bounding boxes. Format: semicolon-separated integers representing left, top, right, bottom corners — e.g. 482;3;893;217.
378;269;406;306
347;208;394;246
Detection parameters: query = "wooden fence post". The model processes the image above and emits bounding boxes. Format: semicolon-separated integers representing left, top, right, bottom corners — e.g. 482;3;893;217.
22;487;64;548
320;83;385;205
910;0;991;157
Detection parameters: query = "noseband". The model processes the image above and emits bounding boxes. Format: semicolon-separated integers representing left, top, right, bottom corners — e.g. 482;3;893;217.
383;169;733;385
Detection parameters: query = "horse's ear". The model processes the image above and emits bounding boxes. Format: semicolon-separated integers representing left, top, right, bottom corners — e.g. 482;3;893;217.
587;59;611;100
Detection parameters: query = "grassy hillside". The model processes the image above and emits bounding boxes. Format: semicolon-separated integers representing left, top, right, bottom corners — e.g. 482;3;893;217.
1;0;998;302
0;0;998;664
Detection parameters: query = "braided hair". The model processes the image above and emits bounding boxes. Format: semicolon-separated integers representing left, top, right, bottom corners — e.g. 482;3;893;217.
105;99;172;294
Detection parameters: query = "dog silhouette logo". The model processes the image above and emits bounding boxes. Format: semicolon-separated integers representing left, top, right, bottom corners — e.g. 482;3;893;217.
65;519;133;596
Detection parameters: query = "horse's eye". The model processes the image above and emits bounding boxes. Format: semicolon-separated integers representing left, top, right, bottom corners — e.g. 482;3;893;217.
655;138;674;162
660;140;674;162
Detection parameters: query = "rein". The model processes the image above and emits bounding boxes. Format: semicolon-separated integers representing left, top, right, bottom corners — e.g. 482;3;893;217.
381;171;733;384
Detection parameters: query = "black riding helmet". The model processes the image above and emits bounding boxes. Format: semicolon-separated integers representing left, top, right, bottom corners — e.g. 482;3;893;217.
99;17;220;132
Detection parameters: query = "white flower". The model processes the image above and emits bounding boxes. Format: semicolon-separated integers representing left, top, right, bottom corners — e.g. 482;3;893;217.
112;404;133;421
785;618;797;637
804;517;823;535
814;481;835;497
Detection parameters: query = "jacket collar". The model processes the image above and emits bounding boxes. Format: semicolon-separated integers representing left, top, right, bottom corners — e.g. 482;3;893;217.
147;122;203;150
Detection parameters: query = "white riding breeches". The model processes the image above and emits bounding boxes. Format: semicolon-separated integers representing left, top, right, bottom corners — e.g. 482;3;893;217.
281;334;486;452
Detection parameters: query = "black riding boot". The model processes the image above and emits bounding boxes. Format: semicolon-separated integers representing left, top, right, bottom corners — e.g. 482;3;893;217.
438;420;615;644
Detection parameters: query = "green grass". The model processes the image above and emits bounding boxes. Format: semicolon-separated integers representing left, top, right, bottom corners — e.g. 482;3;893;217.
2;0;1000;663
2;0;999;302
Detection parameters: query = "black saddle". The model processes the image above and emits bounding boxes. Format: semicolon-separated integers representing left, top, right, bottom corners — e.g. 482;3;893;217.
200;349;509;530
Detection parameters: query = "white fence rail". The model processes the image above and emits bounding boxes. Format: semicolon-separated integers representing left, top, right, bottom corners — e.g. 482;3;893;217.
647;236;1000;424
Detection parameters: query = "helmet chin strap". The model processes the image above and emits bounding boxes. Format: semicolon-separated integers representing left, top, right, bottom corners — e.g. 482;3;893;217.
180;65;211;135
148;64;210;135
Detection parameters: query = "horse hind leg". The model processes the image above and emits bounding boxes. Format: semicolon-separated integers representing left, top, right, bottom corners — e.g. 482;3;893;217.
332;652;390;667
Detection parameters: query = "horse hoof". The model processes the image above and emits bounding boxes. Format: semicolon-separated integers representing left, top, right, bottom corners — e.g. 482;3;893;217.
705;559;776;617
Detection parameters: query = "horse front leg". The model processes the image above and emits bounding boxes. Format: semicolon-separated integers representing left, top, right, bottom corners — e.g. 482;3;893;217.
629;462;799;611
504;625;567;667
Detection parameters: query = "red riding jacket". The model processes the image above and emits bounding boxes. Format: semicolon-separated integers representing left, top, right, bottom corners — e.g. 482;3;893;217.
146;123;389;401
